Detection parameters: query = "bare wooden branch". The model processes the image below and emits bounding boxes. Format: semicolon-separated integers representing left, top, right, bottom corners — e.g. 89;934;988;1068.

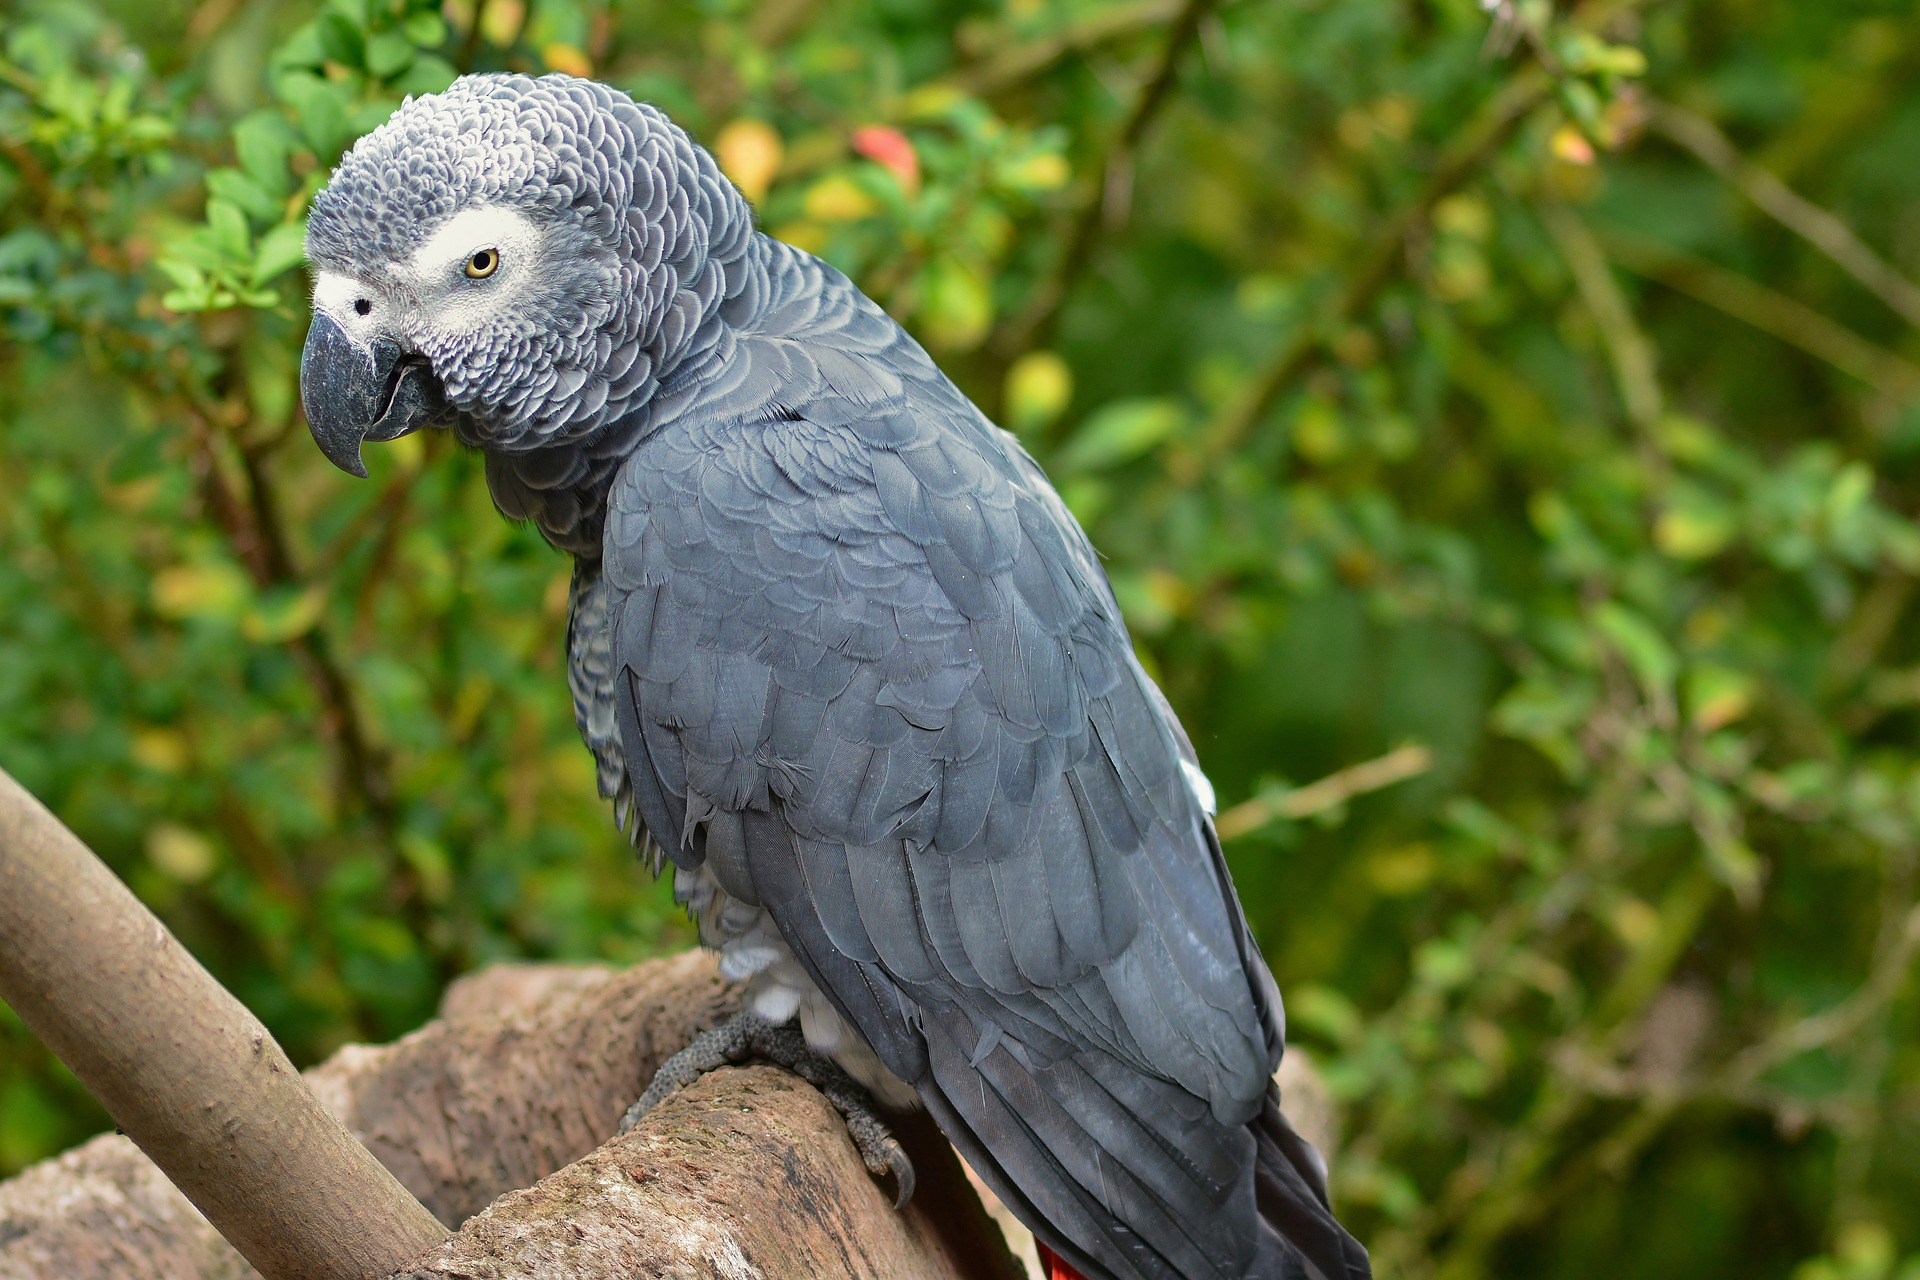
397;1065;1000;1280
0;765;450;1280
0;954;1026;1280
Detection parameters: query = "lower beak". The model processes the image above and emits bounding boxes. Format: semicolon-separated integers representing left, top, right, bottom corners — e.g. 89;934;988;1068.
299;312;445;478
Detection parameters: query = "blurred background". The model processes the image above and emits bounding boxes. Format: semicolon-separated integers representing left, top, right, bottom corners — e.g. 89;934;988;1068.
3;0;1919;1275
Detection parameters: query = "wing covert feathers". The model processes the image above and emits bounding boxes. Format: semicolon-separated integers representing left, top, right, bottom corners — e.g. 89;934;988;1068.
587;241;1367;1280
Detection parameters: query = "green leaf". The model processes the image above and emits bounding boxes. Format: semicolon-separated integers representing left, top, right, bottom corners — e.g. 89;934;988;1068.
205;198;253;260
205;169;283;224
154;256;207;292
401;11;448;48
316;11;366;67
1055;398;1186;473
251;220;308;286
391;54;458;98
364;30;415;79
270;21;328;75
281;74;351;158
1593;601;1678;698
233;112;297;195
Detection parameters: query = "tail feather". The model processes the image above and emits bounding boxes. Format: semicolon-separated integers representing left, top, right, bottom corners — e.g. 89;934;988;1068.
1252;1089;1371;1280
922;1006;1372;1279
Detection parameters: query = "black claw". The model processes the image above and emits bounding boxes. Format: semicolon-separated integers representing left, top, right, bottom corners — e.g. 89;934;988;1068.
622;1008;916;1208
886;1145;916;1209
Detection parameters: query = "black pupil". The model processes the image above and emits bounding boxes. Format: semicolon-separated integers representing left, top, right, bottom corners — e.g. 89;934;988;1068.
472;251;493;272
354;298;371;315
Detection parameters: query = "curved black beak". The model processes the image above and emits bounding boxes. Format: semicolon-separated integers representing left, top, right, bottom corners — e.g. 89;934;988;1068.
300;312;445;478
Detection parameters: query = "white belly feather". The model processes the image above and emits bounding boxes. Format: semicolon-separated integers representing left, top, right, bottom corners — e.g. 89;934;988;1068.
675;862;920;1111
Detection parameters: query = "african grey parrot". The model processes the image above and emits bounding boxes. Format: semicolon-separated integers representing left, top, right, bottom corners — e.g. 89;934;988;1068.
298;72;1370;1280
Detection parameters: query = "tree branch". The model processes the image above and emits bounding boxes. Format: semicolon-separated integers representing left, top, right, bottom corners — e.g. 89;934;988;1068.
991;0;1219;360
1595;223;1920;405
0;765;449;1280
1192;0;1654;470
1649;100;1920;330
1214;743;1434;840
0;952;1028;1280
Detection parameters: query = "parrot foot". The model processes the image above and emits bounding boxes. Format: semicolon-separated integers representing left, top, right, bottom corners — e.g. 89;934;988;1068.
619;1010;916;1208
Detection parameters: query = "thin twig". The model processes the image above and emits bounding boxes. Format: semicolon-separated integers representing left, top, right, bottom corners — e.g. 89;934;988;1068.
1723;902;1920;1085
1539;201;1663;431
1596;224;1920;404
948;0;1186;96
1649;100;1920;330
991;0;1219;361
1193;0;1655;469
1214;743;1433;840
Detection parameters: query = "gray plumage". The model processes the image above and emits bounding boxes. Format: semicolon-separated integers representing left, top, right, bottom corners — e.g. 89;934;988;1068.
302;72;1369;1280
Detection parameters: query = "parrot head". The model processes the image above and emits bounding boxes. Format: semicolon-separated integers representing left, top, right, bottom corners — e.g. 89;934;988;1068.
300;73;753;476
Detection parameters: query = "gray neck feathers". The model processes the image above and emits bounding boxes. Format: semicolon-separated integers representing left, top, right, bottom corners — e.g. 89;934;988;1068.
482;233;784;555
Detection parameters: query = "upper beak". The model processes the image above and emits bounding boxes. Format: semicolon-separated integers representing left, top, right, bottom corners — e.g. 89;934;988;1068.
299;312;445;478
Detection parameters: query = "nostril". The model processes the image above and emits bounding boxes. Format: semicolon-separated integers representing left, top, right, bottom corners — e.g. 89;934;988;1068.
354;298;372;316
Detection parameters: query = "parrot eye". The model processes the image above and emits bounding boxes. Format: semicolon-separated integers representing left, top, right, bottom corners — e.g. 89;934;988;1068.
464;248;500;279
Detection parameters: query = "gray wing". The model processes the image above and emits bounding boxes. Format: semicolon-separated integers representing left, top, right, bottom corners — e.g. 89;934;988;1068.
600;261;1294;1280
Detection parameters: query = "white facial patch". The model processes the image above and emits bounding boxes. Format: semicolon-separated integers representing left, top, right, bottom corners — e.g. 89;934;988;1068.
310;206;545;347
395;205;544;337
311;269;384;337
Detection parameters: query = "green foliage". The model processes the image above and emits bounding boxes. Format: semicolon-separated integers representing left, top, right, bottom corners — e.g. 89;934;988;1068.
3;0;1920;1276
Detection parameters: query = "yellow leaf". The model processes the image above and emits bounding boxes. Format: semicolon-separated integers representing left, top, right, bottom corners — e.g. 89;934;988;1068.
242;584;326;644
916;257;993;351
131;728;191;774
803;175;878;222
541;44;592;76
1687;665;1755;733
1551;124;1596;166
715;119;784;205
1002;151;1069;191
1004;351;1073;433
1292;399;1347;463
480;0;524;45
901;84;967;120
1433;194;1492;241
771;221;828;254
147;823;217;883
383;430;426;474
1654;503;1736;560
1368;843;1437;895
152;562;251;620
1611;897;1660;947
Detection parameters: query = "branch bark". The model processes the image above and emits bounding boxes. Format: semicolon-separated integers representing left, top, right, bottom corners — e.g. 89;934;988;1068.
0;952;1025;1280
0;769;1321;1279
0;765;450;1280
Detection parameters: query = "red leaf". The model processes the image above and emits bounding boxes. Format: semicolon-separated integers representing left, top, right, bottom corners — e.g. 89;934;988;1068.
851;125;920;196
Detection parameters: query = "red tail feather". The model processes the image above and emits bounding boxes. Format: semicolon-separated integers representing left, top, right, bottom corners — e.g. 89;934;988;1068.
1035;1240;1088;1280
